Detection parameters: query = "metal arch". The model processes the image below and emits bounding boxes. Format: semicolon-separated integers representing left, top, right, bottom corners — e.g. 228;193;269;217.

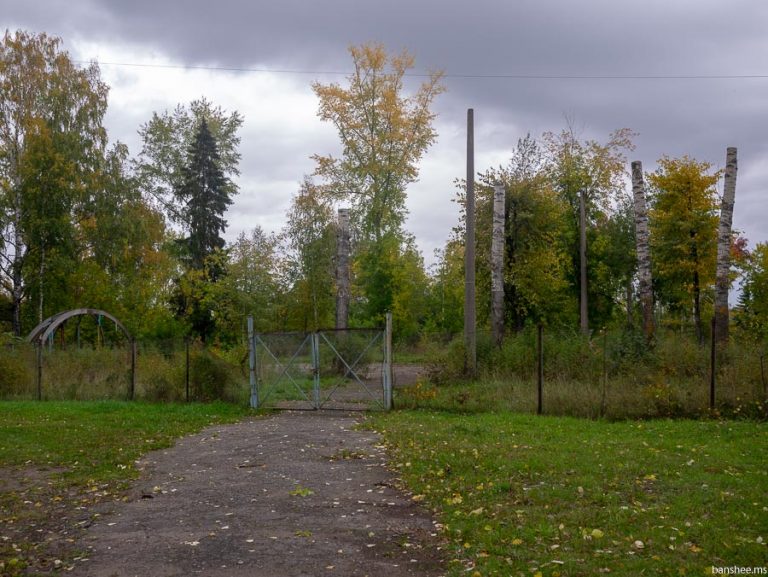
26;308;132;345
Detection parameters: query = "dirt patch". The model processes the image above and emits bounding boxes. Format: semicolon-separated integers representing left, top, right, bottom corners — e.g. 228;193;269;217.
391;365;425;388
70;411;444;576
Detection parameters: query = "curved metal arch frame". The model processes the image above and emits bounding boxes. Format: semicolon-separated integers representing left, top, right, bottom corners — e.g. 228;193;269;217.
26;309;137;401
27;308;133;345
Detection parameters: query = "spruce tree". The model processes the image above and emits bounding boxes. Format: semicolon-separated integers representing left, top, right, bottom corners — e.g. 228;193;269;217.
173;119;234;341
176;118;232;273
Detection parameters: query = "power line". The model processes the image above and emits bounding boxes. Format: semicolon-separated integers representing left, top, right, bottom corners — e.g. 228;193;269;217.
76;59;768;81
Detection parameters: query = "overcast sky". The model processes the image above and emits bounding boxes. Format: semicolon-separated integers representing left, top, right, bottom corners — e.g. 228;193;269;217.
4;0;768;267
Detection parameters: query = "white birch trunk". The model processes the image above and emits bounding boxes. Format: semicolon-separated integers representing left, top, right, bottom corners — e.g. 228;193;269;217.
335;208;351;330
631;161;654;342
715;147;737;344
490;183;506;347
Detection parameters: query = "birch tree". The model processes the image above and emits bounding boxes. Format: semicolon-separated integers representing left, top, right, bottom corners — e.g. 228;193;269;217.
490;183;505;346
312;43;444;243
0;30;108;335
714;147;738;344
632;160;654;342
312;43;444;325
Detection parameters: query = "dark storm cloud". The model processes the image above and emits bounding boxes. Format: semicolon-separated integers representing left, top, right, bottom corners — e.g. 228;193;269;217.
5;0;768;248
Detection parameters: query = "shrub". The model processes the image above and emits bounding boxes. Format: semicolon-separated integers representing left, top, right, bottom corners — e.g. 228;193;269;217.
189;348;240;402
0;349;33;397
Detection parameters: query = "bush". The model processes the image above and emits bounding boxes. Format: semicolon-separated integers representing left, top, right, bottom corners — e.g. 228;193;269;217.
0;349;34;397
418;327;768;419
189;348;241;402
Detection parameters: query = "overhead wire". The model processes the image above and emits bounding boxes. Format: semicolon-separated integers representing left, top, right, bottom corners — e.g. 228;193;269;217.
75;59;768;81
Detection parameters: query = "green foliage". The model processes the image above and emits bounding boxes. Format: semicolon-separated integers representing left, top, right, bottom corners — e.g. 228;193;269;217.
541;126;637;329
212;228;284;338
0;347;33;397
312;43;444;243
136;97;242;222
0;30;109;335
188;347;241;402
282;179;336;331
649;156;720;341
353;234;428;340
736;242;768;341
176;118;233;271
424;243;465;335
474;136;574;328
418;329;767;419
374;411;768;575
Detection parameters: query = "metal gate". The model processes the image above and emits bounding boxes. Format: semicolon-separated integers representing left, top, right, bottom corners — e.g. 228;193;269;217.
246;315;393;411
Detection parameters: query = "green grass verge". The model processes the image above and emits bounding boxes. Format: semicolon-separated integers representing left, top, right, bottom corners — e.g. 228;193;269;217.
371;411;768;576
0;401;250;575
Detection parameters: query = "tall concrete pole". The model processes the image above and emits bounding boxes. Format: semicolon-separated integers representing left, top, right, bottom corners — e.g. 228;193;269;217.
579;190;589;336
464;109;477;375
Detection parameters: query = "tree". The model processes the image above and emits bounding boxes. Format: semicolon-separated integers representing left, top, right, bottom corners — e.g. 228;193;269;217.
313;43;444;243
714;147;738;344
210;227;284;341
542;124;635;333
312;43;444;324
136;98;242;223
632;160;654;341
737;242;768;341
176;118;233;272
69;142;176;339
425;241;465;335
0;30;108;335
473;136;572;330
649;156;720;344
283;178;336;331
172;119;235;341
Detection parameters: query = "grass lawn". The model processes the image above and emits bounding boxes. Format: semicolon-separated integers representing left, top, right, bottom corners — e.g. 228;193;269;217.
371;411;768;577
0;401;250;575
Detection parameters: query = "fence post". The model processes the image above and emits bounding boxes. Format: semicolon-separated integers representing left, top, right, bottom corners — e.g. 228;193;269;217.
710;316;716;410
537;324;543;415
130;340;137;401
384;312;393;410
600;330;607;417
247;316;259;409
185;338;191;403
312;332;321;409
36;343;43;401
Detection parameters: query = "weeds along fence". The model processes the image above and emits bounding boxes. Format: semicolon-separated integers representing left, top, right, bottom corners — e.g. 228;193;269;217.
398;327;768;419
0;339;249;403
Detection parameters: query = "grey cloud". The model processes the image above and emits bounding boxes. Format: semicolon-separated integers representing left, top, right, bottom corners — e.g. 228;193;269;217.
5;0;768;254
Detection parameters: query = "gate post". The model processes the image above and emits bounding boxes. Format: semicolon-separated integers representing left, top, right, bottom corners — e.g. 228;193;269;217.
384;312;393;410
248;316;259;409
312;332;321;409
130;339;137;401
36;343;43;401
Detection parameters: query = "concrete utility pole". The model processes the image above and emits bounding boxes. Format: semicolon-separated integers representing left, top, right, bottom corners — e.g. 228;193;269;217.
335;208;350;330
579;190;589;336
491;183;506;347
464;109;477;375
